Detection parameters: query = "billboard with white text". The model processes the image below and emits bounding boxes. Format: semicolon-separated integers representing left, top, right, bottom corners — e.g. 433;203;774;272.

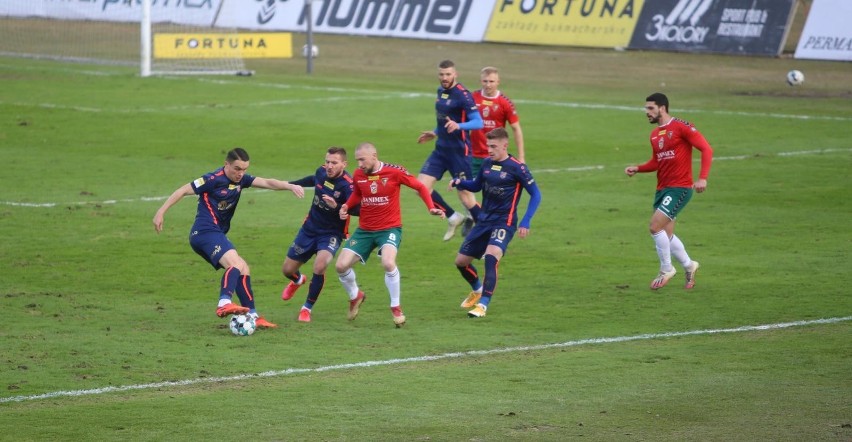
628;0;796;56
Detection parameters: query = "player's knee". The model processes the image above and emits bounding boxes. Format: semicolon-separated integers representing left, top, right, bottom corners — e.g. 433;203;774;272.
335;260;349;275
313;261;329;275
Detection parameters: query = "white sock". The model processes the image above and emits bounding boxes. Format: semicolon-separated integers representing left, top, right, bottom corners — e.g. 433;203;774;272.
338;268;360;300
669;234;692;269
652;230;673;271
385;267;401;308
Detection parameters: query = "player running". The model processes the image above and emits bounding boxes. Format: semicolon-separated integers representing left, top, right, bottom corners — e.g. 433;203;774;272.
417;59;483;241
450;128;541;318
624;92;714;290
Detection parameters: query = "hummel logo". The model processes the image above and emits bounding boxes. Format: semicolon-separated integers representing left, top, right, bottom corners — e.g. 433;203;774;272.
256;0;289;25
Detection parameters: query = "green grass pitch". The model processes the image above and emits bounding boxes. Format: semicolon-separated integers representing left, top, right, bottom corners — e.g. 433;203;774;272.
1;34;850;440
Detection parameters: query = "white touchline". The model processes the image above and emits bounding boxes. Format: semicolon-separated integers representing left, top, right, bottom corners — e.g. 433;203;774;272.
1;316;849;404
2;147;849;208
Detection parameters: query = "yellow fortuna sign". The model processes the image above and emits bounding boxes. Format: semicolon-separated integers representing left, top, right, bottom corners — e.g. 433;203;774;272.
154;33;292;59
486;0;644;47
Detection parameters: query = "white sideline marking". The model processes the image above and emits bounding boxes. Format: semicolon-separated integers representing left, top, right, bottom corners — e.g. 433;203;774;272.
2;89;850;122
1;316;848;404
2;147;849;208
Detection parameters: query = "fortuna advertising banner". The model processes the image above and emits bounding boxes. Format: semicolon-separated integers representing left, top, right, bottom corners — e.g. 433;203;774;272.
628;0;796;56
484;0;645;48
794;0;852;61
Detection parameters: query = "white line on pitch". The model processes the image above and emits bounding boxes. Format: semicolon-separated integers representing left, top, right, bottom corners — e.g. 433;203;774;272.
2;92;850;122
2;147;849;208
1;316;848;404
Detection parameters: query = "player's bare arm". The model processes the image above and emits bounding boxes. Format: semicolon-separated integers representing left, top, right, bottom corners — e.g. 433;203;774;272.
153;183;194;233
252;177;305;198
510;121;525;163
418;130;437;144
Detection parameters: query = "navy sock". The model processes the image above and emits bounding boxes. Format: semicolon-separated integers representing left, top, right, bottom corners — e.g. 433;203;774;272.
235;275;257;313
481;254;499;307
305;273;325;308
220;267;241;301
456;264;481;291
430;190;455;218
288;271;303;284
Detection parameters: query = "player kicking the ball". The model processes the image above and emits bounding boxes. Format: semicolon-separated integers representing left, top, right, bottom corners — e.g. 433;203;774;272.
624;93;714;290
153;148;304;329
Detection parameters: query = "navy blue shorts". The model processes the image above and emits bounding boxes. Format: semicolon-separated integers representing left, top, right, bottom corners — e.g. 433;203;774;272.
286;229;343;263
458;223;516;258
419;148;473;181
189;230;235;270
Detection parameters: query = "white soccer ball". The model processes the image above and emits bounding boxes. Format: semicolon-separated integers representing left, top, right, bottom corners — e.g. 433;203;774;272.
301;44;319;58
786;70;804;86
229;314;256;336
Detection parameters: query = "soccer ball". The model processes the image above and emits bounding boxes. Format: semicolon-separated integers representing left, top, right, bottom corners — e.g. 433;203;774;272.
786;70;804;86
301;44;319;58
229;314;256;336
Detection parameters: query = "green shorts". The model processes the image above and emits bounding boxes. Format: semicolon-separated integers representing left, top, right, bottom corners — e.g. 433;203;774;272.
342;227;402;263
653;187;693;220
471;157;486;178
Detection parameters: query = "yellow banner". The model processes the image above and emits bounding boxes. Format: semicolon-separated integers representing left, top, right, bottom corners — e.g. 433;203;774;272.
485;0;644;47
154;33;292;59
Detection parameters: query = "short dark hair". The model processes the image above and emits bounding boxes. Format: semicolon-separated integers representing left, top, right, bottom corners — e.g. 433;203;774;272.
646;92;669;111
486;127;509;140
439;59;455;69
327;146;347;160
227;148;250;162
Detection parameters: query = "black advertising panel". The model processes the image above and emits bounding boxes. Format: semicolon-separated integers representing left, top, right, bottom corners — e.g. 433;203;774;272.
629;0;796;56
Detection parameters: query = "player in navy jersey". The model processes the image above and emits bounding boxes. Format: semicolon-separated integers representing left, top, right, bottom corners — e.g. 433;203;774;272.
417;59;483;242
153;148;305;330
449;128;541;318
280;147;356;323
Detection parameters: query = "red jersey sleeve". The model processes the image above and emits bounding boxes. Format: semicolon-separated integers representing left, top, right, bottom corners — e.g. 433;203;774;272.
400;172;435;211
683;127;713;180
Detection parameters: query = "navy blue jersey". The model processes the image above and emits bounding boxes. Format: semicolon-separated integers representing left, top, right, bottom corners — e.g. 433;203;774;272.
434;82;478;154
475;156;536;228
294;166;354;236
189;167;255;235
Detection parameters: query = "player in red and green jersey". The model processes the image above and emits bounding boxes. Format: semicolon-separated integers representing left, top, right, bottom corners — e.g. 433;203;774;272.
625;93;714;291
471;67;525;175
153;148;305;330
336;142;445;327
464;66;527;236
